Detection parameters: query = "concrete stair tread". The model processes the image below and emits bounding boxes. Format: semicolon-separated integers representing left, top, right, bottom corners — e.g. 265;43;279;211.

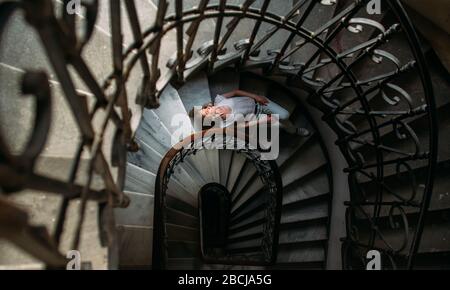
278;223;328;245
231;193;330;230
228;224;263;240
166;207;199;228
167;241;200;259
229;210;266;233
276;240;327;264
166;223;199;243
226;238;261;251
135;134;207;188
277;131;316;168
127;140;162;174
166;193;199;217
115;191;154;227
281;200;329;225
203;149;221;183
230;161;257;200
178;71;212;116
219;150;234;186
231;138;328;218
282;174;330;206
124;163;156;194
226;152;247;192
283;193;330;209
229;106;318;214
116;225;153;267
230;190;268;223
280;136;327;187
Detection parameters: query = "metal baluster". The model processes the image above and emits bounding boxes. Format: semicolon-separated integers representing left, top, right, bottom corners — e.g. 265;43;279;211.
324;61;416;119
297;1;365;77
248;1;307;57
216;0;256;55
315;24;401;98
23;0;95;141
148;0;168;108
269;0;317;73
209;0;226;72
124;0;151;84
182;0;210;73
175;0;184;82
242;0;270;64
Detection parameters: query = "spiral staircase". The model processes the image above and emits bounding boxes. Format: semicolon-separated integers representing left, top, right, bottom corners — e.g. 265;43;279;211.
0;0;449;270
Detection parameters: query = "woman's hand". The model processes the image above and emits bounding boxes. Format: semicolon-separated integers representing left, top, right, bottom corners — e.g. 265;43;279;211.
255;95;269;105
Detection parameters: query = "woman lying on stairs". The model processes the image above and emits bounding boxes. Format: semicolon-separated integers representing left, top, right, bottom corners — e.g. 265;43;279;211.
189;89;310;136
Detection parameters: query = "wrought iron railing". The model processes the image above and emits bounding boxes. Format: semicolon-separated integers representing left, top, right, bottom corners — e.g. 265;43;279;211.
0;0;132;268
0;0;437;270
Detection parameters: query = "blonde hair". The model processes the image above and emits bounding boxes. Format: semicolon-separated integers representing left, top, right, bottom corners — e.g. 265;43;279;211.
189;102;213;119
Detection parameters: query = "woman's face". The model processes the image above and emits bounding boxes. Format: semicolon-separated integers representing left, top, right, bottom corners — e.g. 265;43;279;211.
200;106;231;119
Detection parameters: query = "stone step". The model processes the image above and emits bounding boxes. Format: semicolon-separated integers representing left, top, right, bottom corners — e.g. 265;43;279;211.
219;150;234;186
166;192;198;217
231;136;326;213
135;122;206;189
117;225;153;268
115;191;154;227
167;241;200;259
166;223;199;243
124;163;155;194
280;136;327;187
166;207;199;228
280;198;329;225
278;220;328;245
177;71;212;117
282;170;330;206
226;152;247;192
277;240;326;264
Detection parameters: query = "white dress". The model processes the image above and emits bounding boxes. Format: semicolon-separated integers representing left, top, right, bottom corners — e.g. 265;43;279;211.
214;94;257;127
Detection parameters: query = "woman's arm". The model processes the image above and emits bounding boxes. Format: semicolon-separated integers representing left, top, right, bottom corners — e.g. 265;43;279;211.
223;89;269;104
222;89;238;98
223;89;256;99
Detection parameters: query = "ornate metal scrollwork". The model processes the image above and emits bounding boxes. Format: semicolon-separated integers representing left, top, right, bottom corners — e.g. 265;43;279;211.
0;0;436;269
